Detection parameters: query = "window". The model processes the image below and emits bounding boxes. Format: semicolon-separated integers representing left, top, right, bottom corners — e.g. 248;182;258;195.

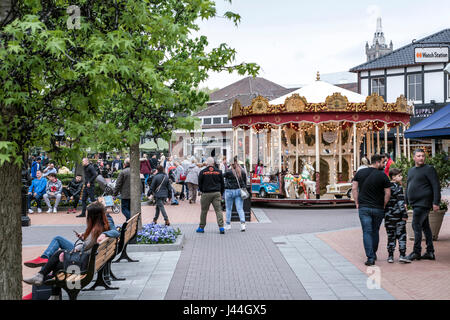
448;76;450;99
407;74;422;101
222;117;229;124
213;117;221;124
203;118;211;125
371;77;385;96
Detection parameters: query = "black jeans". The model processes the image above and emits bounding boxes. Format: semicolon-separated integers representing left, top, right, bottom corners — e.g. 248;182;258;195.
81;184;96;215
412;206;434;254
121;198;130;220
39;249;65;296
62;188;80;209
154;197;169;221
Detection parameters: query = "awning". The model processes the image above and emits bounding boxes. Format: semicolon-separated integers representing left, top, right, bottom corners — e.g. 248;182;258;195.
404;104;450;139
139;138;169;151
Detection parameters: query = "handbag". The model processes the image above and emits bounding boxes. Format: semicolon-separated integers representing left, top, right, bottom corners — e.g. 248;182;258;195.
63;239;90;274
233;170;249;200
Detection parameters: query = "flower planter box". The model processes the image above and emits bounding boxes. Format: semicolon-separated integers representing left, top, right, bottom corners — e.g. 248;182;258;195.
406;209;447;241
128;234;184;252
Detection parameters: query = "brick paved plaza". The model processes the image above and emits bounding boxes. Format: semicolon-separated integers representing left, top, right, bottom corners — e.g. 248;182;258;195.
21;188;450;300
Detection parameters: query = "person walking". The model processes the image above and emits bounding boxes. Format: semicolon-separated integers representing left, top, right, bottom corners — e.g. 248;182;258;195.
77;158;98;218
27;170;47;214
185;159;201;204
31;157;42;179
197;157;225;234
352;154;391;266
148;165;173;226
113;158;131;220
384;168;411;263
224;157;247;231
140;154;152;191
383;153;394;177
405;149;441;261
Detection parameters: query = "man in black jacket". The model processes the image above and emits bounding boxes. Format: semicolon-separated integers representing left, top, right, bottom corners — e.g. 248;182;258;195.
77;158;98;218
62;174;83;214
197;157;225;234
405;149;441;261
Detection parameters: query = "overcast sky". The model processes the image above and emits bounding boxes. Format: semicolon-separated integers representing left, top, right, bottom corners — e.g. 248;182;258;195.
197;0;450;89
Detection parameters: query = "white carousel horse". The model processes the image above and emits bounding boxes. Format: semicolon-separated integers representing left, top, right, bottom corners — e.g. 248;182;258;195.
284;173;295;198
300;163;316;198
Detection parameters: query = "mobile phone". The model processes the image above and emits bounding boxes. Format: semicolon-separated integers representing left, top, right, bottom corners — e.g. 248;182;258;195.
73;230;80;237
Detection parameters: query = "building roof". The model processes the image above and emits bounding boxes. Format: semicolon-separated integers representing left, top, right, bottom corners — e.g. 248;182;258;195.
350;28;450;72
404;103;450;139
270;80;366;104
209;76;289;102
195;88;298;117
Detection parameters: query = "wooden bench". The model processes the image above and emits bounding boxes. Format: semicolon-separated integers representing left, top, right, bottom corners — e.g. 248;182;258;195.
44;237;118;300
112;212;141;264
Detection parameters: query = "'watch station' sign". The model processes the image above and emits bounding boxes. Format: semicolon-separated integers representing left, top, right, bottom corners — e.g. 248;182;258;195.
415;47;449;63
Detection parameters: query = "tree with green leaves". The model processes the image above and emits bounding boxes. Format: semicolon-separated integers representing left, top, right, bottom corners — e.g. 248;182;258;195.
0;0;258;299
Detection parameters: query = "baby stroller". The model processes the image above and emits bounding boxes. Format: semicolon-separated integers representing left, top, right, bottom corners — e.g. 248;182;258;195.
103;179;121;214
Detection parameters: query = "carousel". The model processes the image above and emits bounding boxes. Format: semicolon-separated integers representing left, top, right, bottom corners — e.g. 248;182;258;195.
229;73;413;205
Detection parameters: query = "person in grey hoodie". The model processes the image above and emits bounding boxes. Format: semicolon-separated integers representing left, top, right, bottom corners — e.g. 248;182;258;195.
43;173;62;213
185;159;201;204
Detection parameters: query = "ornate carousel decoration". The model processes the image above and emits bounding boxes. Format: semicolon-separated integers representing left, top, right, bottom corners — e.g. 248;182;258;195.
229;79;413;202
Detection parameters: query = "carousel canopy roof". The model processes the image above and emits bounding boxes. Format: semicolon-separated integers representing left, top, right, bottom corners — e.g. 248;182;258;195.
270;80;366;104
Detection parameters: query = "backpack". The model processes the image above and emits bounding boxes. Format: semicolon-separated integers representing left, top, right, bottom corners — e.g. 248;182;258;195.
168;166;177;182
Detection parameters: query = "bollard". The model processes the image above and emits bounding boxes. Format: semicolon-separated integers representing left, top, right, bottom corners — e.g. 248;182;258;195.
21;172;31;227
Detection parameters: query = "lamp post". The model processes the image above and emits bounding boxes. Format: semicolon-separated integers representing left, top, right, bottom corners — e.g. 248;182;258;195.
21;166;31;226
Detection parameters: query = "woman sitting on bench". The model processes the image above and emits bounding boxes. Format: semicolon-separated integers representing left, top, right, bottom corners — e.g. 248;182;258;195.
23;201;119;299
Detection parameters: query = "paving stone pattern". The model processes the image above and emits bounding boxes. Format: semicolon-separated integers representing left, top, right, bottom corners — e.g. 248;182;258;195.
274;233;394;300
62;251;181;300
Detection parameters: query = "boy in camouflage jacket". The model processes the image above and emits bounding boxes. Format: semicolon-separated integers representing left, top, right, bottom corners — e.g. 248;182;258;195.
384;168;411;263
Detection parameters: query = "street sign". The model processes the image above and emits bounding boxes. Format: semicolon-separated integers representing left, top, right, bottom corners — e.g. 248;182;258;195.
414;47;449;63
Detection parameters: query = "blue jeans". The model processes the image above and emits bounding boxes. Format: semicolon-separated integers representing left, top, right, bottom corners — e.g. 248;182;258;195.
358;207;385;260
42;236;74;259
225;189;245;224
121;198;131;220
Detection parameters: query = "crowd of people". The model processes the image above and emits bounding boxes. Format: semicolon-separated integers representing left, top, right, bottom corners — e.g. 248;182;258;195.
26;152;250;231
352;149;441;266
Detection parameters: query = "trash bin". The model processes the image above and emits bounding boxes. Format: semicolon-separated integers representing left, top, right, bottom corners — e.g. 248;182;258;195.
231;185;251;222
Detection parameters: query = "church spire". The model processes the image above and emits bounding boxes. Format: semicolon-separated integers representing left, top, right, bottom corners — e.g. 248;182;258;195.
366;17;393;62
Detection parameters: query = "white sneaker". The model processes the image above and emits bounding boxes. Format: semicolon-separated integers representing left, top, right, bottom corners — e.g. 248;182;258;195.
37;208;42;213
48;295;60;300
53;207;58;213
224;224;231;230
240;223;246;232
47;207;53;213
28;209;34;214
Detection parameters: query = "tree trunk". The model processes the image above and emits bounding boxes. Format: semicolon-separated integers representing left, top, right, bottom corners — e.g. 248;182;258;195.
130;143;142;228
0;161;23;300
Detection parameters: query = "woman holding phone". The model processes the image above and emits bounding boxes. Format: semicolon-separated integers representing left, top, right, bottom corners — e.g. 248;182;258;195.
22;201;120;299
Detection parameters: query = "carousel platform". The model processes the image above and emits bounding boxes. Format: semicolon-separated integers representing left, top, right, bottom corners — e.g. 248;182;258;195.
251;197;355;208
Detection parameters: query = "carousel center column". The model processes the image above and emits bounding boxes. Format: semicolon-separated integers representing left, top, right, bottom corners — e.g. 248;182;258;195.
315;123;320;199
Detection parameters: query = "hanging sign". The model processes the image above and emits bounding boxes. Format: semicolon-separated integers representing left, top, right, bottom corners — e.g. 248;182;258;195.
414;47;449;63
323;131;337;144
